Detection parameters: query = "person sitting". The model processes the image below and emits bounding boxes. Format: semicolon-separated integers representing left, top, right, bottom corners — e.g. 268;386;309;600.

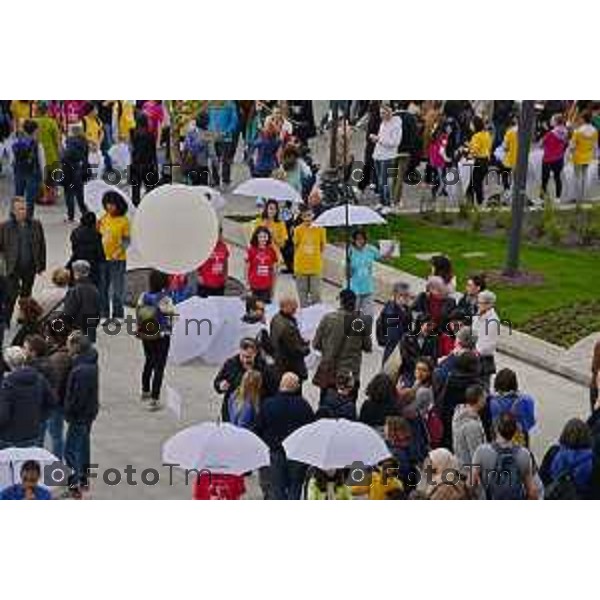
318;370;358;420
0;460;52;500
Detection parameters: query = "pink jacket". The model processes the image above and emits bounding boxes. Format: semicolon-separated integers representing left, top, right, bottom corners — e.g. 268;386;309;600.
542;126;568;163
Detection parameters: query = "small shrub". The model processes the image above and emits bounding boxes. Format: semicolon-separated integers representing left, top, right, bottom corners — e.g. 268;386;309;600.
458;201;472;221
470;206;482;232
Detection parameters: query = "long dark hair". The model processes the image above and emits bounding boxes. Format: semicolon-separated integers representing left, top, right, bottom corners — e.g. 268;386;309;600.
431;255;453;284
261;199;280;222
249;226;273;248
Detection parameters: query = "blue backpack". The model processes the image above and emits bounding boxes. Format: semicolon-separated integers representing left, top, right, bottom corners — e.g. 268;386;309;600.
12;135;38;173
485;444;526;500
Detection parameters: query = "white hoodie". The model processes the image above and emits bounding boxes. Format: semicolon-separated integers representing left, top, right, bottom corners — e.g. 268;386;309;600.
373;116;403;161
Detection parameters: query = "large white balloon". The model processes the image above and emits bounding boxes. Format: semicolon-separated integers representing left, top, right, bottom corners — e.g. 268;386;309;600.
132;184;219;274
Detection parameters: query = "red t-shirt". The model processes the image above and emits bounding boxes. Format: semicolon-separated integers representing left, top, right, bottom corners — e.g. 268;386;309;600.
246;245;277;291
439;333;455;358
193;473;246;500
198;241;229;288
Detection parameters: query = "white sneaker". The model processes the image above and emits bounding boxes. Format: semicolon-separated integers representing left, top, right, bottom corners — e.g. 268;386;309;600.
380;206;392;216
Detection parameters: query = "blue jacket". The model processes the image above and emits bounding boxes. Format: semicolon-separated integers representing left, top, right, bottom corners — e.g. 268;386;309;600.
490;392;536;433
208;102;239;139
227;396;256;429
252;134;280;176
550;446;593;498
377;300;411;362
1;484;52;500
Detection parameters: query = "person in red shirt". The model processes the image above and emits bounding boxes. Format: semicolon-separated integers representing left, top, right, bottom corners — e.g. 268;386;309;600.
197;229;230;297
246;226;278;303
192;470;246;500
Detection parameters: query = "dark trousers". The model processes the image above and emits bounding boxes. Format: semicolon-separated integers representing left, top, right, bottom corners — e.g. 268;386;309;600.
260;447;307;500
141;336;171;399
5;269;36;325
14;171;40;218
467;158;489;204
197;285;225;298
64;179;87;221
541;159;564;199
131;164;159;206
212;140;233;185
500;166;512;191
65;421;92;487
251;288;272;304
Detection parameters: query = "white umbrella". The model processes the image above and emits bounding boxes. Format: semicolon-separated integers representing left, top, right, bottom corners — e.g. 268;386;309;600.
233;178;302;204
84;179;134;216
283;419;391;470
162;422;270;475
0;447;60;487
313;204;387;227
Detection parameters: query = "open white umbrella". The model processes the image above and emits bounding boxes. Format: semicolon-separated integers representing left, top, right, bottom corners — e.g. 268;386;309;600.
233;177;302;204
162;422;270;475
0;447;60;487
313;204;387;227
84;180;134;216
283;419;391;470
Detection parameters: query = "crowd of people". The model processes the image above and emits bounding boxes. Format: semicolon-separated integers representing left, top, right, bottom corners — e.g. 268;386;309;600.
0;100;599;500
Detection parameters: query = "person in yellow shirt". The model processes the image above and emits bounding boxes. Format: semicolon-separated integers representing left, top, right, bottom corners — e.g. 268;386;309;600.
83;103;104;149
571;112;599;203
10;100;31;132
466;116;492;205
114;100;136;142
251;199;288;262
351;460;405;500
500;117;518;198
98;191;130;322
293;204;326;307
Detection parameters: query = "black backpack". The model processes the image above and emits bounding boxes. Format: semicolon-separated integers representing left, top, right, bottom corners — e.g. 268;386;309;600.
12;135;37;172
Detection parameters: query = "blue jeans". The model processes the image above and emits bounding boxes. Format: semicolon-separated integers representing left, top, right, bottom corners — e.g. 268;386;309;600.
375;158;395;205
266;447;307;500
64;421;92;487
99;260;126;319
39;407;65;459
14;170;41;217
101;124;113;170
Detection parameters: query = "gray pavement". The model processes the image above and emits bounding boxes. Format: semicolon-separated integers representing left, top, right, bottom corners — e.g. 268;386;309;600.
0;123;592;499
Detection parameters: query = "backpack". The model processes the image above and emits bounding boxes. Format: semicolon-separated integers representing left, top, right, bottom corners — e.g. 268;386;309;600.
12;135;37;173
135;294;161;341
485;444;526;500
495;394;527;447
424;405;444;449
543;453;589;500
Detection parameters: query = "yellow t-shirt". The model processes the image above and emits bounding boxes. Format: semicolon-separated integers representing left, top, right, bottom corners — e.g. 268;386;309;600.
351;470;404;500
503;126;518;168
11;101;31;129
84;115;103;147
572;125;599;165
252;218;288;249
116;101;136;140
293;223;326;275
469;130;492;159
99;214;130;261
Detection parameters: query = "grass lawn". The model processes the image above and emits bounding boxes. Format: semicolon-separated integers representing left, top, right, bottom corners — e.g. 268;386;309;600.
342;215;600;347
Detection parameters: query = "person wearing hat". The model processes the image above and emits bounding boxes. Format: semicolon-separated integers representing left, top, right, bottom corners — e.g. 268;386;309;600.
63;260;101;343
97;191;130;324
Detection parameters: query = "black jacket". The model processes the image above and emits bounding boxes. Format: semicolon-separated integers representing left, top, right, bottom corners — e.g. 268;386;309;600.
359;397;401;428
64;348;99;424
69;225;105;283
46;344;72;406
0;366;56;443
269;312;310;381
0;216;46;276
63;278;101;334
213;354;278;422
399;333;438;385
254;390;314;451
318;390;357;420
131;128;158;167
